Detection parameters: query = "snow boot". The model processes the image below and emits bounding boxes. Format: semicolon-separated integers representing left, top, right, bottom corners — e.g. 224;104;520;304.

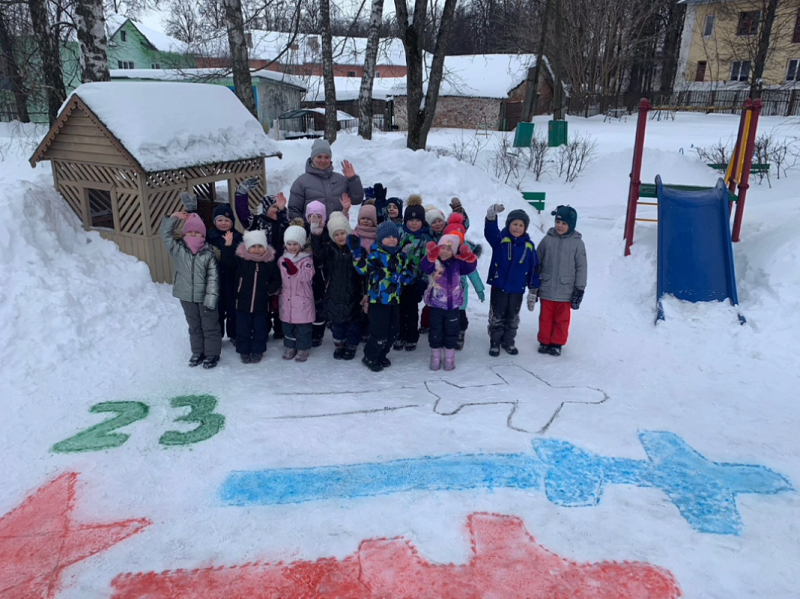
282;348;297;360
202;355;220;369
489;344;501;357
405;342;417;351
189;353;205;367
430;348;443;371
342;345;357;360
311;338;323;348
250;353;263;364
419;326;430;335
240;354;251;364
455;330;466;351
547;345;562;356
502;344;519;356
333;342;346;360
380;356;392;368
295;350;310;362
362;356;384;372
538;343;550;354
393;339;406;351
444;348;456;371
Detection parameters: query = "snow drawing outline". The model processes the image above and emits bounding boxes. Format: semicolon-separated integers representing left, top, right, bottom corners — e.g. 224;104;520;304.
220;431;794;535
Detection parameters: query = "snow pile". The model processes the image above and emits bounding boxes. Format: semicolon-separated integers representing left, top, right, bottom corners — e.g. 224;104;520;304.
68;82;281;171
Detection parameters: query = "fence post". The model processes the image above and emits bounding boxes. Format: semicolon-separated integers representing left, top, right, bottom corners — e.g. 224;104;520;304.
789;89;798;116
624;98;651;256
733;99;761;242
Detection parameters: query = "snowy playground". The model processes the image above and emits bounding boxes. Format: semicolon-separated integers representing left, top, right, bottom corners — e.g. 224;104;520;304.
1;108;800;599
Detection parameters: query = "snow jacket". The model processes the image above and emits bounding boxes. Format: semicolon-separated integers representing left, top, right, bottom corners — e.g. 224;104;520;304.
421;256;478;311
288;159;365;220
461;270;485;311
352;243;414;305
278;252;316;324
311;233;364;323
234;192;289;257
160;216;219;310
536;227;587;302
207;226;242;278
400;225;434;279
221;243;282;314
484;217;540;295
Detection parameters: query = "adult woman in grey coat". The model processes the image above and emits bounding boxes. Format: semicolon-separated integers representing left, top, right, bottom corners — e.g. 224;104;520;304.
288;138;365;220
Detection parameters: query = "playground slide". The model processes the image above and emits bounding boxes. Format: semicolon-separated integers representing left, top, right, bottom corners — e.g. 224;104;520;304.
655;176;744;323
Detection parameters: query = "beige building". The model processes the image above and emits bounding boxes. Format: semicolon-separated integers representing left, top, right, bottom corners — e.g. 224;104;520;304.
677;0;800;89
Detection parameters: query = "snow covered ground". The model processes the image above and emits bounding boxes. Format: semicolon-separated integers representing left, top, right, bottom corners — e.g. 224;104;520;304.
1;112;799;599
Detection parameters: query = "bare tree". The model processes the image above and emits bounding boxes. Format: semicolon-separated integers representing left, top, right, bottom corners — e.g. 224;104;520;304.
222;0;258;117
27;0;67;123
751;0;780;97
319;0;337;141
357;0;384;139
74;0;111;82
0;8;30;122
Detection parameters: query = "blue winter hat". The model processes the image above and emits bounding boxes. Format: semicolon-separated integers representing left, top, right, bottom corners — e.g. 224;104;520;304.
213;203;234;223
552;205;577;232
377;220;400;243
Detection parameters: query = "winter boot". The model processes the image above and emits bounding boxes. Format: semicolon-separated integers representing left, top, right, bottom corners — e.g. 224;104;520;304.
393;339;406;351
189;353;205;367
380;356;392;368
333;342;346;360
444;348;456;371
547;345;562;356
405;342;417;351
538;343;550;354
455;330;466;351
502;344;519;356
240;354;251;364
342;345;357;360
489;344;501;357
430;348;443;371
419;326;430;335
202;355;220;369
282;348;297;360
295;350;310;362
362;356;384;372
250;353;263;364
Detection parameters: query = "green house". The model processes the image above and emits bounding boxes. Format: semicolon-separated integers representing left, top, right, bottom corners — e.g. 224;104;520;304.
105;15;195;71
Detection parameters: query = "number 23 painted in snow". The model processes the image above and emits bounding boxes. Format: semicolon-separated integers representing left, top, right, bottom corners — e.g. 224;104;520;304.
51;395;225;453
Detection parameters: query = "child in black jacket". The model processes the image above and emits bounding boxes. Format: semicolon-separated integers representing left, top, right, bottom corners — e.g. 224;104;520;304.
206;203;242;344
221;229;282;364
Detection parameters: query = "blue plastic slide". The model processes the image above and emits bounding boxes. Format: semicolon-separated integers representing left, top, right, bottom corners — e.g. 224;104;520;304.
655;176;744;323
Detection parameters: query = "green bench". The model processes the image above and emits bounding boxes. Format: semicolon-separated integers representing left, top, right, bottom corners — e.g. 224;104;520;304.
707;163;770;175
639;183;738;202
522;191;546;212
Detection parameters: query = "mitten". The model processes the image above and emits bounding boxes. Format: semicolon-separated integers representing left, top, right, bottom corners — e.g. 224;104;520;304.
456;244;477;263
450;197;462;211
347;234;362;252
374;183;387;203
180;191;197;213
571;288;584;310
426;241;442;262
282;259;298;276
478;290;486;303
236;177;260;196
486;203;505;220
527;288;539;312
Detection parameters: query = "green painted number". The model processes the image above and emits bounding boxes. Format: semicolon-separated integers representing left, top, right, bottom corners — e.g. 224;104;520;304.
159;395;225;447
51;402;150;453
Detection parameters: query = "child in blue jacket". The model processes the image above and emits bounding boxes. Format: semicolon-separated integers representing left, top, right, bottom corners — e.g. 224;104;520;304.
484;203;540;357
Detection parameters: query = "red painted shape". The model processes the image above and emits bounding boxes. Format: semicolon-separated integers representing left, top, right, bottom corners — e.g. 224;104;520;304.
0;473;150;599
112;513;681;599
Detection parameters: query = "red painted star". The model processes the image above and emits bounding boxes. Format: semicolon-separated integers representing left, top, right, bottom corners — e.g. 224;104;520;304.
0;472;150;599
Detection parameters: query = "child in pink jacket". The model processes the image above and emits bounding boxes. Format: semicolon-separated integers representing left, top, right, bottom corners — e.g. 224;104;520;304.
279;222;316;362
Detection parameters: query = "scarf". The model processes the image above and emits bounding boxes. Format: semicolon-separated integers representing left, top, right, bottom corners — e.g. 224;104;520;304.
185;237;206;255
355;224;377;252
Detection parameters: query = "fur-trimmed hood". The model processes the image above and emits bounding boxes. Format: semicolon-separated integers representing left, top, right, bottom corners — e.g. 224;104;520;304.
236;242;276;263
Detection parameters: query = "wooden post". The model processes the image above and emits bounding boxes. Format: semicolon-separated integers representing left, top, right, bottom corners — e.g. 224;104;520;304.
624;98;651;256
732;99;762;242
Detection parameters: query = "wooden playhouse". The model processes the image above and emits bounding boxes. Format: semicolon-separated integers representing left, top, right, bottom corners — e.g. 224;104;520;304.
30;81;282;283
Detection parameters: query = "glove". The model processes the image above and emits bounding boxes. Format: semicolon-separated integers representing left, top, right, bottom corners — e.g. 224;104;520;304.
346;234;361;252
456;244;477;263
571;288;584;310
180;191;197;213
374;183;387;203
477;290;486;303
486;203;505;220
450;197;462;211
236;177;260;196
426;241;442;262
527;289;539;311
364;186;376;200
282;259;298;276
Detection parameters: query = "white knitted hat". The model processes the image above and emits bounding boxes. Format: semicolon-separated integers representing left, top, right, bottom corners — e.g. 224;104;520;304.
425;206;445;225
327;211;352;236
243;229;267;250
284;225;307;247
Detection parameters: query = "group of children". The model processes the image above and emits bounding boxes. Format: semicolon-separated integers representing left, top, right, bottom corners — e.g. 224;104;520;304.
161;160;587;372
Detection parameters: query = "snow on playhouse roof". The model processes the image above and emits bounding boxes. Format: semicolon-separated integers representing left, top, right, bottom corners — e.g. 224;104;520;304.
109;67;307;91
36;82;280;172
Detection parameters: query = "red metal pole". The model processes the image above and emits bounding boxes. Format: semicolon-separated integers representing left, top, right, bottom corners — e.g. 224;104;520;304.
732;99;761;242
728;98;751;197
624;98;651;256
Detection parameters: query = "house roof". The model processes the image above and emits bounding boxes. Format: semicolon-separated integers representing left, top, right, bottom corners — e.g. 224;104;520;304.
302;75;404;102
31;82;281;172
109;67;307;91
106;13;188;54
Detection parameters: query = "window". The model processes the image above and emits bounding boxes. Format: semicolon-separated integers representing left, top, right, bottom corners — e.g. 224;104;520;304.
793;8;800;43
117;61;135;69
737;10;760;36
730;60;751;82
787;59;800;81
375;72;382;78
151;63;161;69
120;30;127;42
704;15;715;37
695;61;707;82
87;188;114;229
347;70;356;77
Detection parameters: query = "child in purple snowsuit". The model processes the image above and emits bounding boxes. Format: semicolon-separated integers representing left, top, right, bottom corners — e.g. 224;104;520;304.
420;233;478;371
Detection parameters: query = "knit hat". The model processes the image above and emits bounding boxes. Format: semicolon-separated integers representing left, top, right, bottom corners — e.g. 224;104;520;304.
358;204;378;227
183;213;206;237
327;211;352;236
438;234;461;251
377;220;400;243
258;195;277;215
445;213;467;239
388;197;403;214
425;206;446;225
311;138;332;161
243;229;267;250
213;203;234;223
553;205;578;232
305;200;327;224
404;194;425;223
505;209;530;231
284;225;307;247
443;223;465;244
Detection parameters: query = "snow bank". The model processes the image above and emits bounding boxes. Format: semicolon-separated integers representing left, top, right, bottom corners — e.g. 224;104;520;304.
68;82;281;172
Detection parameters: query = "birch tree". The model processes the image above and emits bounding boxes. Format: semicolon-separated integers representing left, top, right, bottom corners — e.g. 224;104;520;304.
74;0;111;82
320;0;337;141
357;0;384;139
27;0;66;124
222;0;258;117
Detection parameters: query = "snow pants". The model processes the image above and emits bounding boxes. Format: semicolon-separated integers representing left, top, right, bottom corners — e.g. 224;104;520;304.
398;285;421;344
332;319;362;348
181;301;222;357
236;310;269;355
488;287;523;347
429;307;460;350
364;303;400;363
538;299;572;346
283;322;313;351
459;310;469;332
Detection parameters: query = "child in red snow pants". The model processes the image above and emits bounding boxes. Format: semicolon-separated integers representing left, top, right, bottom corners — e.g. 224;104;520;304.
538;300;571;346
